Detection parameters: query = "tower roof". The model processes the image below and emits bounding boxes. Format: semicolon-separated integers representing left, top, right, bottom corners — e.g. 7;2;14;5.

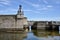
17;5;24;15
19;5;22;12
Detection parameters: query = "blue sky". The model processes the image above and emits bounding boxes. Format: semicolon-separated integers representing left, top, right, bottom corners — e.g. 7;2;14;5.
0;0;60;21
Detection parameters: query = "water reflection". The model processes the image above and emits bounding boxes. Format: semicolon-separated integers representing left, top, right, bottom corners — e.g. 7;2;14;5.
24;30;60;40
24;32;39;40
34;30;60;40
38;36;60;40
0;32;27;40
32;30;60;36
24;26;39;40
0;30;60;40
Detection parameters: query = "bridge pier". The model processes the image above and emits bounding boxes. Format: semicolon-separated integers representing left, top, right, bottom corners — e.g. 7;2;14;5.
59;26;60;34
52;25;59;31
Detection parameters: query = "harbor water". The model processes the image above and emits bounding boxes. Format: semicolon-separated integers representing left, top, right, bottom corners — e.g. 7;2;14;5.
0;26;60;40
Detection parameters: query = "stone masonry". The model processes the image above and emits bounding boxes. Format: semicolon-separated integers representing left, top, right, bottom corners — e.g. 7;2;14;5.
0;5;28;31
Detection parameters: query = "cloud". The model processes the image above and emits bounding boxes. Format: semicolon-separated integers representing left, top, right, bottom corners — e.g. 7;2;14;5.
21;0;53;11
39;0;60;4
0;8;17;14
47;5;53;8
38;0;48;4
31;4;40;8
24;9;32;12
37;7;48;10
0;0;10;5
0;9;17;15
37;5;53;11
21;0;40;8
28;17;60;21
43;0;48;4
32;10;40;14
24;9;40;14
56;0;60;4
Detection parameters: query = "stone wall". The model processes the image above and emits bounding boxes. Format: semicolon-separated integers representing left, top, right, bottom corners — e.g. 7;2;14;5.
0;15;15;28
29;21;60;30
16;18;23;29
0;15;28;31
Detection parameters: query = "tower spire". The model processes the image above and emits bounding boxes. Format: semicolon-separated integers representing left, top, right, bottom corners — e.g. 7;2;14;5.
17;5;24;15
19;5;22;12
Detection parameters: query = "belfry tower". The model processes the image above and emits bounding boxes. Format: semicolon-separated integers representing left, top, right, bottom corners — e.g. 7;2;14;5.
17;5;24;18
16;5;28;30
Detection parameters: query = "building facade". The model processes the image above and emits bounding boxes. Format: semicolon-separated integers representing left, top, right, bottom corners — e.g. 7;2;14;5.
0;5;28;31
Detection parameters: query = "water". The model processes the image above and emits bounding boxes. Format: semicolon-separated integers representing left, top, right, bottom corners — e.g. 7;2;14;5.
24;32;39;40
0;30;60;40
0;32;27;40
24;26;60;40
0;31;60;40
24;30;60;40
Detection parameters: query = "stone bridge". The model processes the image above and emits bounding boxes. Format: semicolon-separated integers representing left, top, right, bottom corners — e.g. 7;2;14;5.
28;21;60;31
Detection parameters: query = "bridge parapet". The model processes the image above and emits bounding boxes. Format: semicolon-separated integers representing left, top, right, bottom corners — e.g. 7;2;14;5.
52;21;60;25
48;21;60;25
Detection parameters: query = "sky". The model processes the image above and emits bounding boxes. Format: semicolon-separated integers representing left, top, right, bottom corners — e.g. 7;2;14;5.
0;0;60;21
